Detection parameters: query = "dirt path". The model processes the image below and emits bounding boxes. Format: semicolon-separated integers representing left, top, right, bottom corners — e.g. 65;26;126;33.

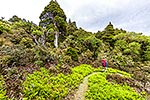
74;72;101;100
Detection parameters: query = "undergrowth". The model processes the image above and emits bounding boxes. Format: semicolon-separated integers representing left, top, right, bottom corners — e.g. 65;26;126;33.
86;71;145;100
0;75;7;100
23;64;144;100
23;64;94;99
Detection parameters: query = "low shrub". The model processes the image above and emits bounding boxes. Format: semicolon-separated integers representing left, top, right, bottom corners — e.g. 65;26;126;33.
66;47;78;61
23;64;93;99
0;75;7;100
86;72;144;100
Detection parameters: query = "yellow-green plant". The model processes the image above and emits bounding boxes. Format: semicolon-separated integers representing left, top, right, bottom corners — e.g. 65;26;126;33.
0;75;7;100
86;71;145;100
23;64;94;99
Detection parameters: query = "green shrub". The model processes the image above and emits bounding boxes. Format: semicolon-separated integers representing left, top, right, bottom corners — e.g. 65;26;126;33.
20;37;33;48
62;55;72;64
0;45;35;67
66;47;78;61
34;60;44;67
86;72;144;100
0;75;7;100
0;21;11;34
23;64;93;99
106;68;132;78
71;64;93;77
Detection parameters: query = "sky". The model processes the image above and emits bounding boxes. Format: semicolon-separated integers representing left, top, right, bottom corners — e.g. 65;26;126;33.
0;0;150;35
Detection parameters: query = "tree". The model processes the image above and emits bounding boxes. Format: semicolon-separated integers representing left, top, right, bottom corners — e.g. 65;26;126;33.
102;22;115;47
66;19;77;35
39;0;66;29
144;45;150;61
39;0;67;48
124;42;141;61
8;15;22;23
114;40;128;52
0;21;11;34
84;35;102;60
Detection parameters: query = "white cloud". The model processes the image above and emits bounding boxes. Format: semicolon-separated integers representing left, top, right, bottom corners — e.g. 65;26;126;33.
57;0;150;35
0;0;150;35
0;0;49;24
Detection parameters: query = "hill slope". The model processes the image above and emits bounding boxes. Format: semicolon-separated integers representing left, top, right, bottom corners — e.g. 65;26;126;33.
0;0;150;99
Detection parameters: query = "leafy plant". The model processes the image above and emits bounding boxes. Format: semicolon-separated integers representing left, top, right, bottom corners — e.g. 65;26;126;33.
0;75;7;100
86;70;145;100
66;47;78;61
23;64;94;99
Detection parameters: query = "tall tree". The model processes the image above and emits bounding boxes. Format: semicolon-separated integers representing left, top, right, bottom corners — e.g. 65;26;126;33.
66;19;77;35
102;22;115;47
39;0;67;48
8;15;22;23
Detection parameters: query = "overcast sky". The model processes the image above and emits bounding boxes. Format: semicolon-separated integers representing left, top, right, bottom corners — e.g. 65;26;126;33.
0;0;150;35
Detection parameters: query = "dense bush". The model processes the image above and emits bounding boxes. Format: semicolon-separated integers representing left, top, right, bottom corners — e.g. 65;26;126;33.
83;35;102;59
0;21;11;34
86;70;144;100
0;45;34;68
66;47;78;61
0;75;7;100
23;64;143;100
23;64;94;99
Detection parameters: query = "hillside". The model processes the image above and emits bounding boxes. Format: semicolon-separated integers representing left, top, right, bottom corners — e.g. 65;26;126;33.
0;0;150;99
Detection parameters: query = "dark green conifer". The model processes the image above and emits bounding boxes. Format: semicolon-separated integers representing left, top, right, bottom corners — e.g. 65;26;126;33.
102;22;115;47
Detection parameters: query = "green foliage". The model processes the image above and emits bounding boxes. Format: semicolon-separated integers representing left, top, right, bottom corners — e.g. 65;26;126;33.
106;68;131;78
144;45;150;60
23;63;141;100
66;19;77;35
73;28;92;39
129;42;141;55
20;37;33;48
33;47;52;67
39;0;66;32
39;0;68;47
62;55;72;64
8;15;22;22
32;30;43;36
0;21;11;34
84;35;102;50
95;31;103;39
113;32;149;62
1;1;150;99
114;40;128;51
71;64;94;77
84;35;102;59
113;32;137;43
102;22;115;46
7;20;34;45
66;47;78;61
34;60;44;67
54;16;67;32
23;64;94;99
104;22;115;35
0;45;34;67
0;76;7;100
86;70;144;100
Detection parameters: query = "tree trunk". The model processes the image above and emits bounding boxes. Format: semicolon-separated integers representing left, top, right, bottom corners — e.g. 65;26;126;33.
54;32;59;48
